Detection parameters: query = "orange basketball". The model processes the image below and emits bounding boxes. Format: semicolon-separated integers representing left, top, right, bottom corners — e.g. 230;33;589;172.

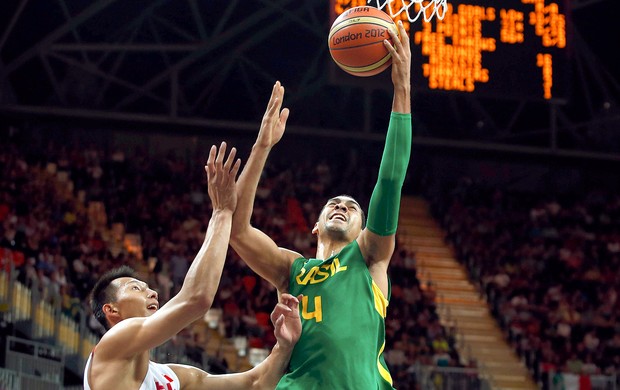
328;6;399;77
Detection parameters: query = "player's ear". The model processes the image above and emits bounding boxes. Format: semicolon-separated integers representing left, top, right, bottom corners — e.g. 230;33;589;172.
312;222;319;235
103;303;120;322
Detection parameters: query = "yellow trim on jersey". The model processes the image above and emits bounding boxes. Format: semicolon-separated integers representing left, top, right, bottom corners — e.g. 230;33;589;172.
377;341;393;385
371;280;388;318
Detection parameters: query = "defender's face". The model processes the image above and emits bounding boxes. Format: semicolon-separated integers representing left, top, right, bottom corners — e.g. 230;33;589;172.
314;196;364;239
107;277;159;321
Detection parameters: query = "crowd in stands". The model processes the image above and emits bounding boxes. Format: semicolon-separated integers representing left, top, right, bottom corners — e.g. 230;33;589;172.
6;123;618;388
428;176;620;386
0;127;460;389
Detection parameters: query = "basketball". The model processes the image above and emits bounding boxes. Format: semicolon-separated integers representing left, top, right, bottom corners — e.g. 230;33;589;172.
328;6;399;77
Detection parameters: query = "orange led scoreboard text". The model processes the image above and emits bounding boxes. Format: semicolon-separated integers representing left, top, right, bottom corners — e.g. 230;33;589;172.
331;0;569;101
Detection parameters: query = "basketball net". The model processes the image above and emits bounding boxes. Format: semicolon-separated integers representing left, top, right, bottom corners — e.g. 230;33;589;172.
368;0;448;22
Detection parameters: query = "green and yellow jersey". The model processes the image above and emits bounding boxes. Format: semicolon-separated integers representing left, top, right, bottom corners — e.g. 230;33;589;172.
276;240;394;389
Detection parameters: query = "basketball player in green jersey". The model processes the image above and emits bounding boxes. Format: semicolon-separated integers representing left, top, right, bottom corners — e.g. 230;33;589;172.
230;21;411;389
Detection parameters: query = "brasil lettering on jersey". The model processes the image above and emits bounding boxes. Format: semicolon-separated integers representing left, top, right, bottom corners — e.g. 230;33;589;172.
295;258;347;285
294;257;349;323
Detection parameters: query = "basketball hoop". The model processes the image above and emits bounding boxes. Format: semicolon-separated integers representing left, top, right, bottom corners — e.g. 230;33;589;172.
369;0;448;22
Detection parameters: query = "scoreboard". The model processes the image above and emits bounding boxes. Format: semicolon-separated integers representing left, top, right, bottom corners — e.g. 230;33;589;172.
330;0;569;102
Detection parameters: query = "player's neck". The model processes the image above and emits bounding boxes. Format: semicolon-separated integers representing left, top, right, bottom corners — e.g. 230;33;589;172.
315;240;348;260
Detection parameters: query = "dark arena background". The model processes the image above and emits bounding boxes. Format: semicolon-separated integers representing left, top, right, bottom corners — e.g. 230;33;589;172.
1;0;619;389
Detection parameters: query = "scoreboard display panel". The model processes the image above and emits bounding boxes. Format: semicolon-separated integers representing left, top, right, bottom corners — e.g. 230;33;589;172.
330;0;569;102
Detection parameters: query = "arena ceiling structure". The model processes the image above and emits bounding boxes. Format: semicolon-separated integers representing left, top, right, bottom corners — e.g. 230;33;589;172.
0;0;619;161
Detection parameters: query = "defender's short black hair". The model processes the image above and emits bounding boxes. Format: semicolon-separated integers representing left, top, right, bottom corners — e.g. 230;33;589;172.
90;266;137;331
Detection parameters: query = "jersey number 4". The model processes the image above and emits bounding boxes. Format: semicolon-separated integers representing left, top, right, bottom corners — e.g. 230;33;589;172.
301;295;323;322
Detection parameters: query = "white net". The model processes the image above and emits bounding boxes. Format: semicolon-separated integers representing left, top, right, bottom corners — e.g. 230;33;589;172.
368;0;448;22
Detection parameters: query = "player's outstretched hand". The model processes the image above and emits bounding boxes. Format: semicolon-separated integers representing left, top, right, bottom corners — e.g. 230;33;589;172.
271;293;301;350
385;20;411;89
256;81;289;149
205;142;241;212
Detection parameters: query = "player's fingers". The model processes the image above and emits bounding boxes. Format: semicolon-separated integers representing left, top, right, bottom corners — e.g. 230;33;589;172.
288;294;300;311
280;293;299;305
230;158;241;179
275;314;285;331
280;293;300;312
395;23;410;60
276;302;293;314
215;142;226;168
384;35;397;56
267;81;281;113
205;145;217;179
271;302;293;322
261;83;278;121
267;97;281;121
223;147;237;171
398;21;410;46
280;108;290;128
207;144;216;164
388;24;402;51
275;85;285;110
270;81;278;103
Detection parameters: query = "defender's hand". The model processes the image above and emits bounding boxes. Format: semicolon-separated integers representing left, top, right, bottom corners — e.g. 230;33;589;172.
205;142;241;212
271;293;301;349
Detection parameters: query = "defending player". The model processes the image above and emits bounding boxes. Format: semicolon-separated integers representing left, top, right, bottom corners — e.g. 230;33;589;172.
84;143;301;390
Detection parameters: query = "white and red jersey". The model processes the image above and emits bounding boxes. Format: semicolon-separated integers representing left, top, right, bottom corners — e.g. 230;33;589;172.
84;352;181;390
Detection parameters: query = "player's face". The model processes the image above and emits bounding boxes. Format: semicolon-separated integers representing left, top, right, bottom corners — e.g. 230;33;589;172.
109;277;159;320
315;196;364;240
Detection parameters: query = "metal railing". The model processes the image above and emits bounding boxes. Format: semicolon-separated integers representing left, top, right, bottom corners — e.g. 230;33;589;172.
414;364;492;390
2;336;64;390
0;368;20;390
0;262;100;378
547;371;618;390
0;367;63;390
434;288;498;389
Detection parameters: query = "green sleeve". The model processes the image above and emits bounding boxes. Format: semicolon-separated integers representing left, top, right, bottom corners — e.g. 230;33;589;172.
366;112;412;236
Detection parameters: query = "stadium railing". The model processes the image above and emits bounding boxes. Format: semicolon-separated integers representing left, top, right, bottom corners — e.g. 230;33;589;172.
0;263;100;381
2;336;64;389
413;363;492;390
547;370;618;390
0;367;20;389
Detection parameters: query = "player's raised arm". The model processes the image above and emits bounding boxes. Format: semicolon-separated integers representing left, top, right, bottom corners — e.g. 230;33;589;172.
230;81;301;292
358;21;412;294
94;143;240;360
388;20;411;115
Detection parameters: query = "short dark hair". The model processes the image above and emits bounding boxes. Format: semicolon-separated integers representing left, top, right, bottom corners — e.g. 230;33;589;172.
90;266;137;331
320;194;366;230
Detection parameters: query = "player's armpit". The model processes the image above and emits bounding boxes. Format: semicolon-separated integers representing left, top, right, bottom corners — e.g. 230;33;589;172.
358;229;395;268
358;230;395;299
230;226;300;292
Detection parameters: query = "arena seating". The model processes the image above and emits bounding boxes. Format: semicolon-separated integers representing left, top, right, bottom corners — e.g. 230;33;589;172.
427;176;620;386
